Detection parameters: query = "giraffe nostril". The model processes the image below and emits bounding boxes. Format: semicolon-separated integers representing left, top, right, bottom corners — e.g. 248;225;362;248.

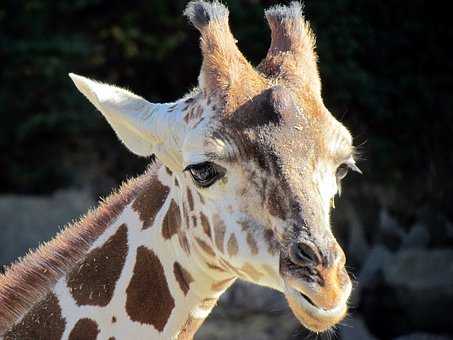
289;241;321;267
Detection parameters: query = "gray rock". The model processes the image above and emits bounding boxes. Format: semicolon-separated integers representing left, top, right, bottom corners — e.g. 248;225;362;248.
0;189;94;267
358;245;393;288
401;224;430;249
382;249;453;332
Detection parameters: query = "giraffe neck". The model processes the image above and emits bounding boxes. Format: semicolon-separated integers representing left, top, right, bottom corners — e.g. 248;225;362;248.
2;162;235;340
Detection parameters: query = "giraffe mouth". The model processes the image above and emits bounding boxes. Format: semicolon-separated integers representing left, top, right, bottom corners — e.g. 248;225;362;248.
283;281;350;332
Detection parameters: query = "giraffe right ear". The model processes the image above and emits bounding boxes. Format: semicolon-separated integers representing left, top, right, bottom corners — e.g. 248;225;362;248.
69;73;164;157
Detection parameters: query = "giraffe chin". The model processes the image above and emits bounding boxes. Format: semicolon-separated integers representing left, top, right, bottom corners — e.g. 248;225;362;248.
283;283;348;333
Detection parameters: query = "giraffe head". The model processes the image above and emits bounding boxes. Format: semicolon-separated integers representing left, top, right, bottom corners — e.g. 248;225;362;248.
69;1;360;333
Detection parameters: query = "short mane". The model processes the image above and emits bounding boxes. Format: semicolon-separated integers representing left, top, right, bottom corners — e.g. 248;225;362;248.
0;163;158;334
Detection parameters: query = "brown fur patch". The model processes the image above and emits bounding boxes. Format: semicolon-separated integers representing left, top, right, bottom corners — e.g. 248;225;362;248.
177;316;204;340
173;262;194;296
267;185;287;220
206;262;227;273
178;232;191;255
213;217;226;253
132;175;170;230
211;277;235;292
219;258;243;277
68;318;99;340
195;237;216;257
3;293;65;340
162;200;182;240
187;189;194;211
126;246;175;331
0;165;155;334
67;224;128;306
264;229;278;255
227;234;239;257
200;212;211;239
246;232;258;255
241;263;264;282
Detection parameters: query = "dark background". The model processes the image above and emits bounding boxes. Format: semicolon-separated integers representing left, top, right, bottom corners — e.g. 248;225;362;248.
1;1;452;339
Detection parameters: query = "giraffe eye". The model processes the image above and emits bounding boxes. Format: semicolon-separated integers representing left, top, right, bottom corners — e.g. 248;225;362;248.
185;162;225;188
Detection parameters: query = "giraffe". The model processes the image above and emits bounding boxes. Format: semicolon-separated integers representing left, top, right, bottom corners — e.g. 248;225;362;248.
0;1;361;339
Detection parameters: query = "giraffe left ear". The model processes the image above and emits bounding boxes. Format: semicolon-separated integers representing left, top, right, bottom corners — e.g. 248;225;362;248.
69;73;164;157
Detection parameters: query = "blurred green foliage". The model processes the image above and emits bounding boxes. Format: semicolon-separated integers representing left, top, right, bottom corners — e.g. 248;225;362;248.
0;0;451;216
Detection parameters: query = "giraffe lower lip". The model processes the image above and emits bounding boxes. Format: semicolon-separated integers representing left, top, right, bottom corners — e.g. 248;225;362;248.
283;283;349;332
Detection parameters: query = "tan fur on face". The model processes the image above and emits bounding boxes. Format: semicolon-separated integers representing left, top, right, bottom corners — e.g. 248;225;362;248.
241;263;263;282
195;237;216;257
211;277;235;292
177;316;205;340
226;234;238;257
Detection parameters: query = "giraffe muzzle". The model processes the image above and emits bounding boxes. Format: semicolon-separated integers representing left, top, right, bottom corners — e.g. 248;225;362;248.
280;241;352;332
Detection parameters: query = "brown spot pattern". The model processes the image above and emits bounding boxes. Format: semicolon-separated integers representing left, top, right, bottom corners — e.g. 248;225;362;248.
213;218;226;253
246;232;258;255
126;246;175;331
197;192;205;204
67;224;128;306
162;200;182;239
227;234;238;257
195;237;216;257
111;316;116;323
200;212;211;239
68;318;99;340
241;263;264;282
4;293;65;340
173;262;194;296
132;176;170;229
206;262;226;272
178;232;191;255
187;189;194;211
264;229;278;255
211;277;235;292
177;316;205;340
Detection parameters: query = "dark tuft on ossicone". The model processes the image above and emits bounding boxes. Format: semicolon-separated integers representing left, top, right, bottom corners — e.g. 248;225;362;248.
184;0;229;30
265;2;304;21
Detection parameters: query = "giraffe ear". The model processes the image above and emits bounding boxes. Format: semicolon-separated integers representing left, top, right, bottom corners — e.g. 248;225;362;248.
69;73;162;157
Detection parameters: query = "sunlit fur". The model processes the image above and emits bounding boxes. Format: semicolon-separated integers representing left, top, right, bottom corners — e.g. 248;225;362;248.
0;1;361;338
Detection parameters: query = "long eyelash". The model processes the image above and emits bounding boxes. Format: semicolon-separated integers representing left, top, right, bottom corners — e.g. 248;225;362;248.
352;140;367;161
